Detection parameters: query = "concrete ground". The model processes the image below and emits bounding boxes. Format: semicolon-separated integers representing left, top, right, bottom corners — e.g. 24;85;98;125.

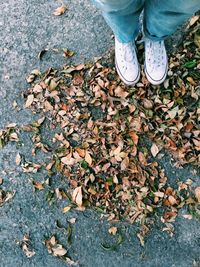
0;0;199;266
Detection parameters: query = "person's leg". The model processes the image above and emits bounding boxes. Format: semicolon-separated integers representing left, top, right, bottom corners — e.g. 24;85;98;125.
143;0;200;85
144;0;200;40
93;0;144;43
92;0;144;85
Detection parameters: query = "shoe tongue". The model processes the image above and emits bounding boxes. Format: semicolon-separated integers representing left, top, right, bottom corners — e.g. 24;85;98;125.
149;41;164;66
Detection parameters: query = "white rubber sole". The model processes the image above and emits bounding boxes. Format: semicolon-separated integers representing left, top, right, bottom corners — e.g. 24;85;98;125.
115;59;141;86
144;63;168;86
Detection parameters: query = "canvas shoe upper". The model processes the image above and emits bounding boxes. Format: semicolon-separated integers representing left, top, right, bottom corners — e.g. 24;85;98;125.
115;37;140;86
144;38;168;85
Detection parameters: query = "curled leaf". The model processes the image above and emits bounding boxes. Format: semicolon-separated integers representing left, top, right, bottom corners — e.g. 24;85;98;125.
53;5;67;16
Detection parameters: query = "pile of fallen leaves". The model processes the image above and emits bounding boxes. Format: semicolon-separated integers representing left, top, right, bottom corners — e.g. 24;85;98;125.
21;15;200;233
0;16;199;251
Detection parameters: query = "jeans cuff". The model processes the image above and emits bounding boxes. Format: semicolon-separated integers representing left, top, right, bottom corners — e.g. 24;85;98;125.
143;26;168;41
116;26;140;43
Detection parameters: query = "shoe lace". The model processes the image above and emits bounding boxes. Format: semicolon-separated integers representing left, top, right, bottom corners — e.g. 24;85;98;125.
147;40;165;69
118;42;136;70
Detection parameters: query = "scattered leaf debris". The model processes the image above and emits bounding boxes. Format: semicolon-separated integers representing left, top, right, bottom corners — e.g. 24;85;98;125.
45;235;67;256
17;233;35;258
44;235;77;265
0;189;15;207
0;124;19;148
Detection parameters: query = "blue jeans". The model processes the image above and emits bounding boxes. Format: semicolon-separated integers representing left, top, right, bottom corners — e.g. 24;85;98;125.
93;0;200;43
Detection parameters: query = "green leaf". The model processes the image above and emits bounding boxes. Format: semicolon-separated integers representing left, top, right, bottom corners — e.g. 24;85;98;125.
67;223;72;245
80;160;88;170
0;138;5;149
183;60;197;69
101;233;124;251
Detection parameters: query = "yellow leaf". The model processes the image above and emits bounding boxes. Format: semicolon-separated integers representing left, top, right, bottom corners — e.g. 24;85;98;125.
63;206;71;213
194;31;200;48
187;77;196;86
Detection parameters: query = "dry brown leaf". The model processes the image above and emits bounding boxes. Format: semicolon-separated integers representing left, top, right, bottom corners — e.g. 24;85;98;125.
121;157;129;170
163;211;177;222
52;245;67;256
182;214;193;220
194;187;200;203
151;143;159;157
61;156;76;166
53;5;67;16
15;153;22;166
108;226;118;235
25;94;34;107
75;147;85;157
20;234;35;258
188;15;200;27
65;257;77;266
85;151;92;166
22;243;35;258
0;190;15;207
75;63;85;71
114;86;129;98
45;236;69;258
9;132;19;141
72;186;83;207
168;195;177;206
138;152;147;166
137;233;144;247
154;192;164;198
32;181;44;190
129;131;139;145
143;99;153;109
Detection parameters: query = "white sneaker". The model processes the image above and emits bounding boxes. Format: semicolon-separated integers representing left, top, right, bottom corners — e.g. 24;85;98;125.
115;37;140;86
144;38;168;85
